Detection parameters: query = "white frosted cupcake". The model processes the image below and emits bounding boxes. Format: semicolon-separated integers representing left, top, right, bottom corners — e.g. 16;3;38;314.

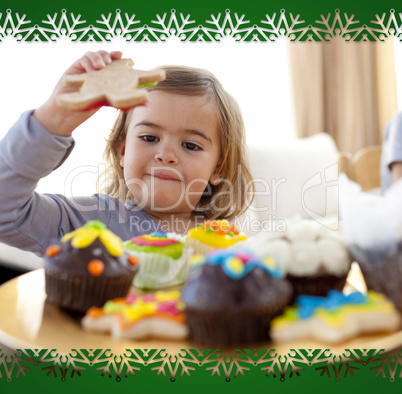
124;232;193;289
244;219;352;300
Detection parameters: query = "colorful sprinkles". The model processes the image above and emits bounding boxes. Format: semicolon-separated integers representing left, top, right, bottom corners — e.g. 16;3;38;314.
86;290;185;323
191;249;282;280
130;233;178;247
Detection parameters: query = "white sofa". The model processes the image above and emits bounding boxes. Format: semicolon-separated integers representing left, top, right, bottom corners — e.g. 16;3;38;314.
0;132;340;274
242;132;340;234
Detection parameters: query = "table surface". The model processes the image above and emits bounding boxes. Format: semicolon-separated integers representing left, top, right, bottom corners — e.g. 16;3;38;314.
1;268;402;356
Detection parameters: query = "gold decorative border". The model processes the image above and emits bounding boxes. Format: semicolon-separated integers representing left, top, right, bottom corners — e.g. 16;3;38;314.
1;349;401;381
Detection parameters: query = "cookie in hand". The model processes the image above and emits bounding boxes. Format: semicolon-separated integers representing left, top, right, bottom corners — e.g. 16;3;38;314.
57;58;166;111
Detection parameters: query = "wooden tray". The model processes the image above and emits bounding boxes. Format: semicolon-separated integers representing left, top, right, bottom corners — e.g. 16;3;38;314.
0;269;401;356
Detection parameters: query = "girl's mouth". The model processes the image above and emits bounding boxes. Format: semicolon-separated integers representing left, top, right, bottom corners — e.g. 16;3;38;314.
151;172;181;181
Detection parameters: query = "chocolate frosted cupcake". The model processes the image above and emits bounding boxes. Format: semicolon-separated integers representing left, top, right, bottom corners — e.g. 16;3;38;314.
244;219;352;300
44;220;138;313
181;248;292;346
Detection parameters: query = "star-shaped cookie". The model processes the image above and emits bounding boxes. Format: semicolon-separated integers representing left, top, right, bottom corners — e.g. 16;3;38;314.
57;58;166;111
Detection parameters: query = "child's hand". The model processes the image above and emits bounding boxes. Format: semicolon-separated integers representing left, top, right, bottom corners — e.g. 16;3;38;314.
33;50;123;137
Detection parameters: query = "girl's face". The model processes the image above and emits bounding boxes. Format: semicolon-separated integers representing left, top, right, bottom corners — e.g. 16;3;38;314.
119;90;222;215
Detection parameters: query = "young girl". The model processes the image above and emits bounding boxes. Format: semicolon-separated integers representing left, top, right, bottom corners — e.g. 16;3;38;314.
0;50;253;256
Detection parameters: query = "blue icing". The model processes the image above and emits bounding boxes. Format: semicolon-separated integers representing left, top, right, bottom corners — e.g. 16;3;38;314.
296;290;367;319
199;248;283;280
151;232;167;238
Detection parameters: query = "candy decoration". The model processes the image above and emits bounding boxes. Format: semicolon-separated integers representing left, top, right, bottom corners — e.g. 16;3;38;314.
187;220;247;249
61;220;124;256
127;256;139;266
87;259;105;276
202;220;240;235
45;244;61;257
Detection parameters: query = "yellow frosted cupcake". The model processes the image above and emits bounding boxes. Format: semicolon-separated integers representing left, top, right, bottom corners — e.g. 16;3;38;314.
186;220;247;255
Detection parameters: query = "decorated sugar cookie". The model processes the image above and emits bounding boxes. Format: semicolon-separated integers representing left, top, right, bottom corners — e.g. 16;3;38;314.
57;58;166;111
82;290;188;340
271;290;401;343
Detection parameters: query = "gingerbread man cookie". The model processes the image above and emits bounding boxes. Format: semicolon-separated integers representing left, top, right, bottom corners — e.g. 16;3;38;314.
57;58;166;111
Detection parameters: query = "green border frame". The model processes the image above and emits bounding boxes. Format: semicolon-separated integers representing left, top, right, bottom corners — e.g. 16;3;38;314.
1;0;402;41
2;0;402;392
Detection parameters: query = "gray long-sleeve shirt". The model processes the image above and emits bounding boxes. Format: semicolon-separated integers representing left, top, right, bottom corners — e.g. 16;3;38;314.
381;111;402;192
0;110;164;256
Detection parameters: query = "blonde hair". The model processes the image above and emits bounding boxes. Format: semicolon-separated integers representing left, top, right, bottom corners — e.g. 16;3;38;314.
101;65;254;221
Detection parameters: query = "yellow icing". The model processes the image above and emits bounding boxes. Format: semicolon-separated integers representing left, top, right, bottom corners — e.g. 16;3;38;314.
71;228;99;249
99;229;124;256
187;220;247;248
228;257;244;274
61;222;123;257
262;256;276;271
155;291;180;302
190;254;206;267
123;299;158;321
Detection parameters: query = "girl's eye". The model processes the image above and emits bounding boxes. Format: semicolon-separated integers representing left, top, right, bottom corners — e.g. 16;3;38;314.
141;135;158;142
183;142;202;151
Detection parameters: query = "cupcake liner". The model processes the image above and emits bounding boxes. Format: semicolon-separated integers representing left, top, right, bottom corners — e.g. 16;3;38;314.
185;238;217;255
126;246;193;289
286;272;349;302
186;304;286;346
45;266;134;313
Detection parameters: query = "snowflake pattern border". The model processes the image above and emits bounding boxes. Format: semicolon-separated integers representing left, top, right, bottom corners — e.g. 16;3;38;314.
2;8;402;43
1;348;402;382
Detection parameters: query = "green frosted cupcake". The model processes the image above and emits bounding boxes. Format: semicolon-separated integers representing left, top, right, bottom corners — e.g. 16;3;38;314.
124;232;192;289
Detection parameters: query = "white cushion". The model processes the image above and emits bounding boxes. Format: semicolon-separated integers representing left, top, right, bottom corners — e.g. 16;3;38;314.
242;133;340;234
0;243;43;272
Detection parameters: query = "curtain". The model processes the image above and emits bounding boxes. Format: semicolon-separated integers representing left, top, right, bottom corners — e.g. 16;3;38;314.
288;38;398;154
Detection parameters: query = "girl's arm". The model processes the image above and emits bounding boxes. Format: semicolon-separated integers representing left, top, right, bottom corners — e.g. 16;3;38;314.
33;50;122;137
0;51;123;256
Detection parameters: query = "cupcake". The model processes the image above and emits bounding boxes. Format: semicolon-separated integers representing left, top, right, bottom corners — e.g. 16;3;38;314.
244;218;352;300
44;220;138;313
186;219;247;255
124;232;192;289
271;290;401;343
82;290;188;340
181;248;292;346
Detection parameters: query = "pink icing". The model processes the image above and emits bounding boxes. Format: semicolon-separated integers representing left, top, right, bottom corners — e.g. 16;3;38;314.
156;301;181;316
142;294;156;302
125;292;139;305
131;236;177;247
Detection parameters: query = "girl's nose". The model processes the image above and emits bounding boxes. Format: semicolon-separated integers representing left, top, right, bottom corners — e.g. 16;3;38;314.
154;145;179;164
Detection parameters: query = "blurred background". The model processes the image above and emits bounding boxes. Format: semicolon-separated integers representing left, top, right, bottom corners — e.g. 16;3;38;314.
0;38;400;281
0;38;400;196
